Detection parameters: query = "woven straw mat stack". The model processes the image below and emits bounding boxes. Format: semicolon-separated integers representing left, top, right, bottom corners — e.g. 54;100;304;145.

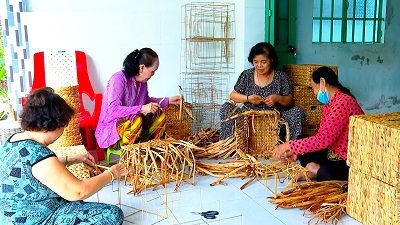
283;64;338;136
346;113;400;225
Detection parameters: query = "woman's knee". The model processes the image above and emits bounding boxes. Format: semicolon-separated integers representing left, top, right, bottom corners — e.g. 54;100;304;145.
220;102;236;117
291;106;306;121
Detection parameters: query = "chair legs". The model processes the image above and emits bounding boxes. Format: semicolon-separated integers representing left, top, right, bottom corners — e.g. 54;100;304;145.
106;148;122;166
84;126;95;150
95;142;105;161
80;126;105;161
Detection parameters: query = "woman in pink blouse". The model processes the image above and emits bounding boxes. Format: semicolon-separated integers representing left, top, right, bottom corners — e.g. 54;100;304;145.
273;66;364;181
95;48;181;150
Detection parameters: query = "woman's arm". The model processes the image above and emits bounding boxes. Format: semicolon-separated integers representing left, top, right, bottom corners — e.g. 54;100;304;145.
229;90;248;103
106;75;142;121
230;90;264;105
289;98;351;155
266;71;294;107
32;157;128;201
58;153;96;167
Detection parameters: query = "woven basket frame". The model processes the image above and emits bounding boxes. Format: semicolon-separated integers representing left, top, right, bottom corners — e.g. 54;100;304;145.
347;168;400;225
284;64;338;87
347;113;400;187
234;110;288;157
164;103;193;140
293;86;323;125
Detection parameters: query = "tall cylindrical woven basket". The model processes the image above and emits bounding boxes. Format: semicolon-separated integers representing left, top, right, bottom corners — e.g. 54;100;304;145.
48;85;82;148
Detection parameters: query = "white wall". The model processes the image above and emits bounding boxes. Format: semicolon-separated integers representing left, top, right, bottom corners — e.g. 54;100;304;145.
244;0;266;69
23;0;265;99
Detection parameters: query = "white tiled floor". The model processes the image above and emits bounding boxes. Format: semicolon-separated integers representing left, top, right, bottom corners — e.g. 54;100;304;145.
85;173;363;225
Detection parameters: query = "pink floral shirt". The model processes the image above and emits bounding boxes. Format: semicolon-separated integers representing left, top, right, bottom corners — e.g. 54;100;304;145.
289;90;364;160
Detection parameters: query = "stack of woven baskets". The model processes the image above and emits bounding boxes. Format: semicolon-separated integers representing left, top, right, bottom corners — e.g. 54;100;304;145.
46;85;90;180
48;85;82;148
346;113;400;225
283;64;338;136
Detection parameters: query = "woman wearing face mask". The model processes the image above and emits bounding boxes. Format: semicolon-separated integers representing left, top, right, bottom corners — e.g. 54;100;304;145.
273;66;364;181
95;48;182;151
219;42;305;140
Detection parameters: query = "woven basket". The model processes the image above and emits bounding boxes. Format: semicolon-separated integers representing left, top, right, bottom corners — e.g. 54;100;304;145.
164;102;193;140
293;85;323;125
49;145;91;180
234;110;289;157
48;85;83;148
284;64;338;87
347;168;400;225
347;113;400;187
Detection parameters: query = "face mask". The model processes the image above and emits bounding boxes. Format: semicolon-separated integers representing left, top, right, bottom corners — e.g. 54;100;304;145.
317;89;330;104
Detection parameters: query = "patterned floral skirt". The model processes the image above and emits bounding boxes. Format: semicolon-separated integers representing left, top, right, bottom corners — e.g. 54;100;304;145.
112;110;166;150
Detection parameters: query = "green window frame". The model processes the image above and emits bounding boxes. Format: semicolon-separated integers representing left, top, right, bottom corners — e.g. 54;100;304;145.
312;0;386;43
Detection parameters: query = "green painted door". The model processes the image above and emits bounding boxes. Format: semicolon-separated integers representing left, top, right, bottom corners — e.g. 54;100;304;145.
265;0;297;69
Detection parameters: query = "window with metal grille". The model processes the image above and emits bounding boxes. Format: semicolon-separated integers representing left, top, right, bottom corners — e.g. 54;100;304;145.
312;0;386;43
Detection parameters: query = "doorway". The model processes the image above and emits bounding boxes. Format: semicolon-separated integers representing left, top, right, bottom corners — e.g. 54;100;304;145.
265;0;297;69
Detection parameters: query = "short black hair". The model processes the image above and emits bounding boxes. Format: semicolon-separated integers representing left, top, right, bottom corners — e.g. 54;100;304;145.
247;42;278;70
312;66;354;97
20;87;75;131
122;48;158;78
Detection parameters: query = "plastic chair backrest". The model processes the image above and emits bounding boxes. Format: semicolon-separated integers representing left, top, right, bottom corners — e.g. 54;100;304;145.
32;50;96;115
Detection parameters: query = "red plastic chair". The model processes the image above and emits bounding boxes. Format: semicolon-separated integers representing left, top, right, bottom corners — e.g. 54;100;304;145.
31;50;104;161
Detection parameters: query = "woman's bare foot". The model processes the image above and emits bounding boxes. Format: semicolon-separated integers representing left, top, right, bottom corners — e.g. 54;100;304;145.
294;162;320;181
293;171;316;181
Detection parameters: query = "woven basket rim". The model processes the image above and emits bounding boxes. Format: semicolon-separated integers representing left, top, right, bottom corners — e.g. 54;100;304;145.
352;113;400;129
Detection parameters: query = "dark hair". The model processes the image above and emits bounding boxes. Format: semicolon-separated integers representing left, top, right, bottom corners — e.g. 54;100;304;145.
312;66;354;98
20;87;75;131
247;42;278;70
122;48;158;78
